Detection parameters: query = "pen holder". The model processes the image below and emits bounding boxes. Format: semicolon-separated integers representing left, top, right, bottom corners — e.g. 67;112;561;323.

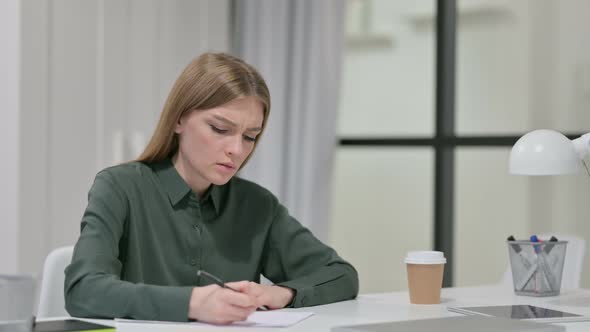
507;240;567;297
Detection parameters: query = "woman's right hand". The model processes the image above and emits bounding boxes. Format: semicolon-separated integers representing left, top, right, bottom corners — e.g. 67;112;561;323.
188;283;258;324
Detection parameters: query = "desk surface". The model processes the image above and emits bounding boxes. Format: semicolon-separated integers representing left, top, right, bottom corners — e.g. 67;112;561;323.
48;285;590;331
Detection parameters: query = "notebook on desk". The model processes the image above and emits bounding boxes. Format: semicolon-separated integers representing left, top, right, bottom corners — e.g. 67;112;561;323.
33;319;114;332
331;316;564;332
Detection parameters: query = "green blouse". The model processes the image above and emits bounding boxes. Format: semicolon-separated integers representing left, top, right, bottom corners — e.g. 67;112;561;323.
64;159;358;321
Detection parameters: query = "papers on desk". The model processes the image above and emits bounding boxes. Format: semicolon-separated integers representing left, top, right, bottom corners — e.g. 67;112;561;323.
116;311;313;328
234;311;313;327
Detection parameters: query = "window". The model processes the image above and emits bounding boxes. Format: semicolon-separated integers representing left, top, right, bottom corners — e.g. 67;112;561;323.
330;0;590;293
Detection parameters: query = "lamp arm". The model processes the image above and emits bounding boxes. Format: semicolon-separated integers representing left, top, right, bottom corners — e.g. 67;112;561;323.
572;133;590;160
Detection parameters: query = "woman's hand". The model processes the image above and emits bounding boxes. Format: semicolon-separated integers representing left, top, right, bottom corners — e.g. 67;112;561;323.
188;282;258;325
234;282;295;310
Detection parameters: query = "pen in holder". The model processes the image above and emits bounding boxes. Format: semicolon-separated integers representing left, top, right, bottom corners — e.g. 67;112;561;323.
506;238;567;297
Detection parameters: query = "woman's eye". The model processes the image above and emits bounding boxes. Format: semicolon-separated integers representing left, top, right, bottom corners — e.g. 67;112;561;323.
243;135;256;142
210;125;228;134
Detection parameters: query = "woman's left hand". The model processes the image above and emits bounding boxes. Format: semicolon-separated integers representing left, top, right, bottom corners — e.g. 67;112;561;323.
226;281;294;310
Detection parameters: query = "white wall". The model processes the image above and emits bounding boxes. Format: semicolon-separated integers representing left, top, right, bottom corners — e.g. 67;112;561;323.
0;0;20;274
19;0;50;278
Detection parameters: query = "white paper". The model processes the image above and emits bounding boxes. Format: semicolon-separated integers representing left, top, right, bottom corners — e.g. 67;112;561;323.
116;311;314;328
234;311;314;327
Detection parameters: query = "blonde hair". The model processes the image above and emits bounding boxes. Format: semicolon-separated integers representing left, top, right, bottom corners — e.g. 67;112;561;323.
137;52;270;167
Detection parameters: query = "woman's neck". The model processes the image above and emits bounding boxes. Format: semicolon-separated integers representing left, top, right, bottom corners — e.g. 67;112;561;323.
171;153;211;196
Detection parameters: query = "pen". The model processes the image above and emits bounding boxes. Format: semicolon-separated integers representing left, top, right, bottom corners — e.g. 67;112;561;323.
543;236;559;254
530;235;542;254
530;235;556;292
507;235;533;270
197;270;240;292
508;235;537;291
517;262;538;291
197;270;269;311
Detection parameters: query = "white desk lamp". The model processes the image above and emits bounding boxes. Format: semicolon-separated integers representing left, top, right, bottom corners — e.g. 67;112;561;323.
509;129;590;176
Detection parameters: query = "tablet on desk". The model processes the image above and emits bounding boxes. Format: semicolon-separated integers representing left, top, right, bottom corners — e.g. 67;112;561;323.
447;305;590;323
332;316;564;332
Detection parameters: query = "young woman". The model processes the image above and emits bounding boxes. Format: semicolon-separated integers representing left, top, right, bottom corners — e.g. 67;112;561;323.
64;53;358;324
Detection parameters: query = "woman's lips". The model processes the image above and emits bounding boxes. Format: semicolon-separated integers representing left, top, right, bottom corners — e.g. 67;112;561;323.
216;163;235;173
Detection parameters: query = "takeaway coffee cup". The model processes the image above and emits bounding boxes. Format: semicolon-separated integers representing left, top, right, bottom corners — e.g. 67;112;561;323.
405;251;446;304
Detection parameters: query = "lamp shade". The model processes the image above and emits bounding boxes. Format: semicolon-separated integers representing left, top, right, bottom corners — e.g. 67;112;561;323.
509;129;580;175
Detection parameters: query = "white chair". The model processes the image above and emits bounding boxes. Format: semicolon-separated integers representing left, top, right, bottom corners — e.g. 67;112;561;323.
37;246;74;318
501;234;586;290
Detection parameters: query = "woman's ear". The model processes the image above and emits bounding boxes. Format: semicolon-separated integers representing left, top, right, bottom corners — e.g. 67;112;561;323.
174;116;184;134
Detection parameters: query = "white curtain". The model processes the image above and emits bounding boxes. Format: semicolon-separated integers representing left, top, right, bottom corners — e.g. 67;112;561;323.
234;0;345;241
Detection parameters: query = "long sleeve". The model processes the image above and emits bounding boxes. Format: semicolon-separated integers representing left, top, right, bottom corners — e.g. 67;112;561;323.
261;200;359;307
64;171;193;321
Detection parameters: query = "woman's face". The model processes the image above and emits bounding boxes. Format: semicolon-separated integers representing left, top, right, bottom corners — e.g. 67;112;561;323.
173;96;264;193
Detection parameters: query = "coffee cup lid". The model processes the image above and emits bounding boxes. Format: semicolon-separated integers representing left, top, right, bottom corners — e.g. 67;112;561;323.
405;251;446;264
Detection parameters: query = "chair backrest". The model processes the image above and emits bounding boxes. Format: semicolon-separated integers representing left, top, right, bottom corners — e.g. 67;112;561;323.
37;246;74;318
501;234;586;290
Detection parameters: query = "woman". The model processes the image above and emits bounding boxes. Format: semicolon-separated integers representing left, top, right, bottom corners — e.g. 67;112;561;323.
64;52;358;324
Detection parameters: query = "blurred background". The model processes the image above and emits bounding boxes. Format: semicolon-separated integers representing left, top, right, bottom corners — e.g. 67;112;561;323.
1;0;590;295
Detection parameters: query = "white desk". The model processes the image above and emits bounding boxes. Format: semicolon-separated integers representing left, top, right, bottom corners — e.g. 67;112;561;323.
52;285;590;331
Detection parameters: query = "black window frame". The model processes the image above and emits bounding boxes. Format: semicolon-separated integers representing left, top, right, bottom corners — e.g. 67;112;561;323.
338;0;584;286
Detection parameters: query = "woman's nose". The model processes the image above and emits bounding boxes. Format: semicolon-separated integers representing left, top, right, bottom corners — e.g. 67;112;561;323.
225;135;244;156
